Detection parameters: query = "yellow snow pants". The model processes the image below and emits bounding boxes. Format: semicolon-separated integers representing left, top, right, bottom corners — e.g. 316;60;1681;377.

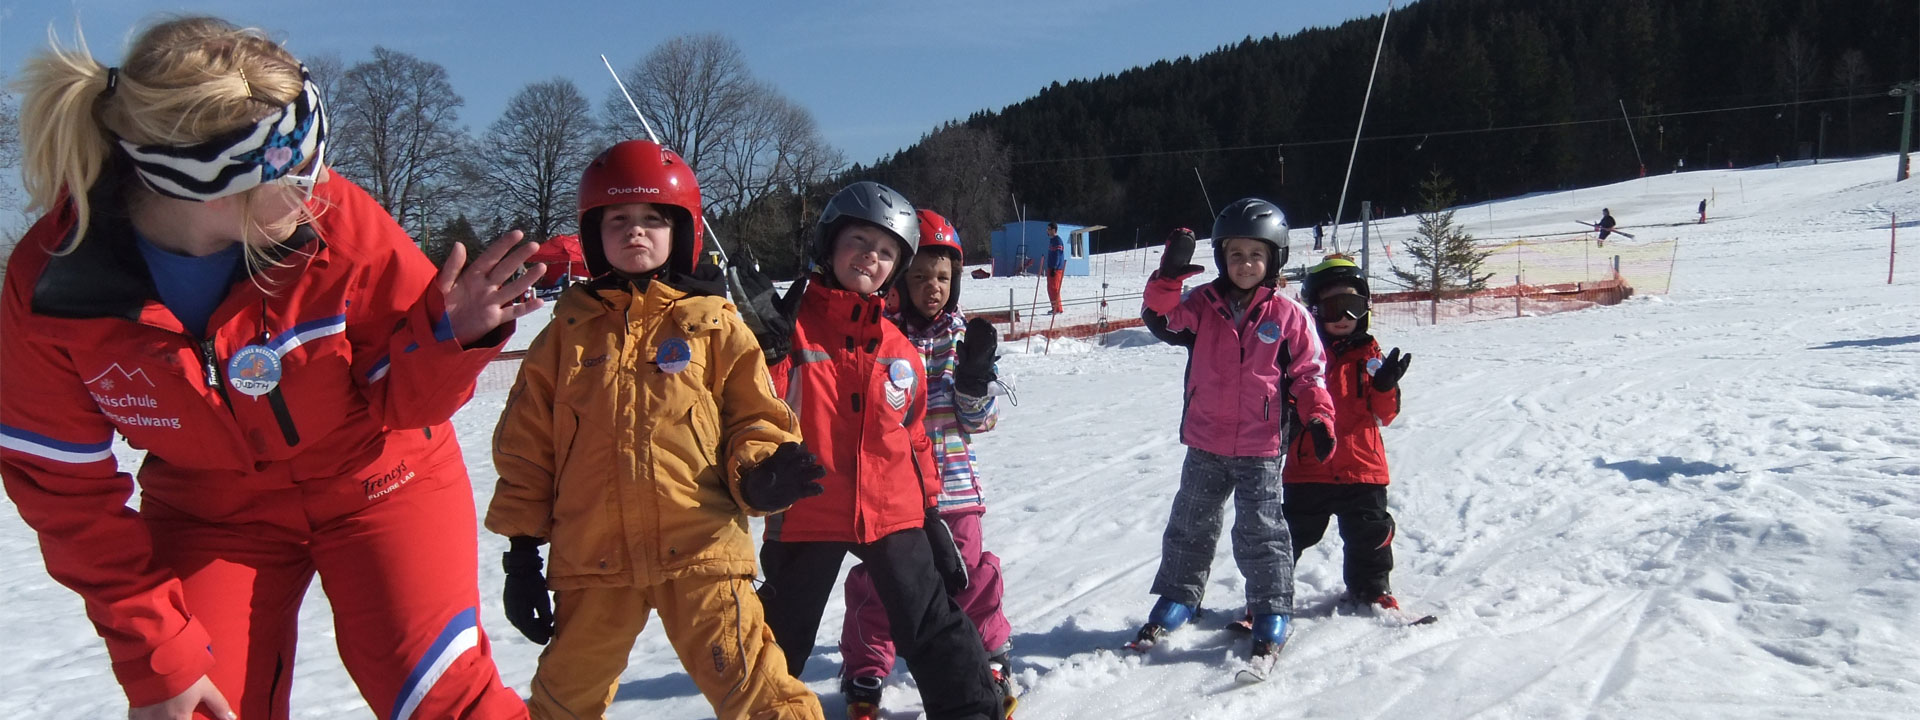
528;575;823;720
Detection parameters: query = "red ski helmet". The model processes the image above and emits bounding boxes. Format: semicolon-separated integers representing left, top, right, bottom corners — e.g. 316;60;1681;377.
577;139;704;276
909;208;964;315
917;208;962;259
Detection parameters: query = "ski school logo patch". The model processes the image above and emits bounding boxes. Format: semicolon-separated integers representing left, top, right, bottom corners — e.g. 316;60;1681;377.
1257;321;1282;344
656;338;692;374
884;359;915;410
227;345;281;397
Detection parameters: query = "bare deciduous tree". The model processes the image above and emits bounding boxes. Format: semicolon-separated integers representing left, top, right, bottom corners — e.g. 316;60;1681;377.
709;90;840;214
1833;49;1869;154
329;48;467;238
477;79;598;243
1777;30;1821;145
303;52;345;110
899;123;1012;261
605;34;754;174
603;34;844;269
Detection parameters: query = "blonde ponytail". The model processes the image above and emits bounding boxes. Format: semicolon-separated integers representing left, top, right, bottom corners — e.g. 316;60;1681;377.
16;29;116;247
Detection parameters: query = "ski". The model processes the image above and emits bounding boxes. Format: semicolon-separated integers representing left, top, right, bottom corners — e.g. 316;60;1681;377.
1575;221;1637;240
1225;604;1437;629
1234;654;1277;684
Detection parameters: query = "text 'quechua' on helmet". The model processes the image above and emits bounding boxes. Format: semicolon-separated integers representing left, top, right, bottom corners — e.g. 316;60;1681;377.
913;208;964;315
1211;197;1291;287
814;180;919;291
577;139;704;277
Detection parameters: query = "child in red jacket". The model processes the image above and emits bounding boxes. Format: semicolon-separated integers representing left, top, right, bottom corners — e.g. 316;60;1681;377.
743;182;1007;720
1283;256;1413;610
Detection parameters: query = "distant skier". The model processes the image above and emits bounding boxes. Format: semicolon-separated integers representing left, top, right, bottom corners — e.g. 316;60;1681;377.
1596;208;1617;241
1312;223;1325;252
1285;257;1412;613
1698;199;1708;224
1045;223;1066;314
1136;200;1337;679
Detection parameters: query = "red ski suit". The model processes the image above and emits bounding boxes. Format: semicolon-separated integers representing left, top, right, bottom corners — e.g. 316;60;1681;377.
764;277;937;543
0;177;524;718
1283;337;1399;484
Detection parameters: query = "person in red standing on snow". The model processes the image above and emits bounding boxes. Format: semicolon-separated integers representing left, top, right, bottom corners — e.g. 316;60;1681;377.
837;209;1015;719
1;17;537;720
1044;223;1066;314
1284;256;1413;613
739;182;1009;719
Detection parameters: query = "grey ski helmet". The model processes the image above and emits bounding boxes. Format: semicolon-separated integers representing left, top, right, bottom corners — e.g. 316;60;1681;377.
1211;197;1290;286
813;180;920;289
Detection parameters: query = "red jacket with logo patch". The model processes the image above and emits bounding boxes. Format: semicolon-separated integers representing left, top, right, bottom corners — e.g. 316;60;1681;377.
765;276;937;544
0;177;503;705
1282;336;1399;485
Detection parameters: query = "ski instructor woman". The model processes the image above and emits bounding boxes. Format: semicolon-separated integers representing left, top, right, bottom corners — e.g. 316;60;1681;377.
2;17;538;720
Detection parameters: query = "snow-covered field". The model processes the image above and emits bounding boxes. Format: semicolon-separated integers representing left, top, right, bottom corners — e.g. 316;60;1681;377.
5;155;1918;718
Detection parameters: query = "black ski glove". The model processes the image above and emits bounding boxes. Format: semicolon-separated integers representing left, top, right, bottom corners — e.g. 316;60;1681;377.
740;442;827;512
731;248;808;365
953;317;999;398
501;536;554;645
924;508;970;595
1371;347;1412;392
1307;419;1337;462
1159;227;1199;277
670;260;729;297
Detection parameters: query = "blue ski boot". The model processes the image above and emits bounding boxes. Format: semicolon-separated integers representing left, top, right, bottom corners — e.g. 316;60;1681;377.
1127;597;1196;651
1237;614;1290;682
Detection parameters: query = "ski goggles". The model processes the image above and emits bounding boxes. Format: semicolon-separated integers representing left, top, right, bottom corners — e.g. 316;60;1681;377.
1312;293;1369;322
118;66;328;202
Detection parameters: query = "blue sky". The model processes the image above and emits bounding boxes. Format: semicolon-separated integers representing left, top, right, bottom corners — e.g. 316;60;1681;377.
6;0;1390;166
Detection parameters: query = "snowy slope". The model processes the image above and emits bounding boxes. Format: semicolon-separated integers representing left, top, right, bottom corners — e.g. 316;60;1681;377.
4;156;1918;718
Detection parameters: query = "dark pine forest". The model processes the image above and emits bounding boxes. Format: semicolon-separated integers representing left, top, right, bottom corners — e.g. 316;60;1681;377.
843;0;1918;253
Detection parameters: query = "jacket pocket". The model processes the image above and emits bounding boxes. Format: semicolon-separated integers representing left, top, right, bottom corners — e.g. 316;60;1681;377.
549;408;622;578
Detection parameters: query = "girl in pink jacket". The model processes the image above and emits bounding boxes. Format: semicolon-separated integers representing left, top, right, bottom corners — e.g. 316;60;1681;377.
1133;199;1336;677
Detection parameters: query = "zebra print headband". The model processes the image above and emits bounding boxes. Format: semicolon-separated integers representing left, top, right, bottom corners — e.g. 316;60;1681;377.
117;66;328;202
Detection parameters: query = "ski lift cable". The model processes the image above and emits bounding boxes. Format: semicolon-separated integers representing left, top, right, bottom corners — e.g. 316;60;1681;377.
1004;91;1886;167
1329;0;1395;252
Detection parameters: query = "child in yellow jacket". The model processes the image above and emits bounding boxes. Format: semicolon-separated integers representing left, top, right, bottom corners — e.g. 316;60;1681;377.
487;140;828;720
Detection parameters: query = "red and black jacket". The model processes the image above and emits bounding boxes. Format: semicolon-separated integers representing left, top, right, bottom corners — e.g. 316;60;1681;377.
1283;335;1399;485
764;276;937;544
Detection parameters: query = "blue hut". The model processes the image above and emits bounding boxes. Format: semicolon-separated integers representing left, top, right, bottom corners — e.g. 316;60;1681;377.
989;221;1098;277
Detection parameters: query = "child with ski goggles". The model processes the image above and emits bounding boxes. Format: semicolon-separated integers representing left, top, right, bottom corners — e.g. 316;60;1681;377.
1283;256;1414;615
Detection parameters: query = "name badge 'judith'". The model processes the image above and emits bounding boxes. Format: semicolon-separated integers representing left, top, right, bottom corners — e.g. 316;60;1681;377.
228;345;282;397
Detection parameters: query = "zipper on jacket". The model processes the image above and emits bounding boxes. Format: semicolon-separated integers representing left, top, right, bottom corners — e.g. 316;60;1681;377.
197;339;238;413
199;339;220;389
1263;396;1270;420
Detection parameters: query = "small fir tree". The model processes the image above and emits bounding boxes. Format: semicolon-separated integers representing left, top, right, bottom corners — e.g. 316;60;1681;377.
1393;171;1493;296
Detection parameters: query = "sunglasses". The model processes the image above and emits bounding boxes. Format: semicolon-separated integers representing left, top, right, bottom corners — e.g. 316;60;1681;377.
270;136;328;191
1312;293;1369;322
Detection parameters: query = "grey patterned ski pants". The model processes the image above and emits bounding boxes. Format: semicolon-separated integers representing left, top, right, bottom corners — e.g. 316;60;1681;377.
1149;448;1295;615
